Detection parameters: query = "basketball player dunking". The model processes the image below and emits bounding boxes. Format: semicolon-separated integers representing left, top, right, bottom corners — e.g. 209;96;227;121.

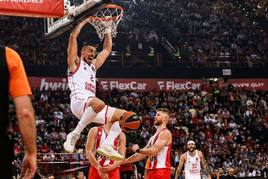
124;108;173;179
175;141;211;179
64;18;140;160
86;121;126;179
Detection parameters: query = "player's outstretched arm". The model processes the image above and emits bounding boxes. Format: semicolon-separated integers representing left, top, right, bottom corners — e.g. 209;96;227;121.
135;130;171;156
124;152;147;164
67;18;88;71
94;32;112;70
124;142;150;164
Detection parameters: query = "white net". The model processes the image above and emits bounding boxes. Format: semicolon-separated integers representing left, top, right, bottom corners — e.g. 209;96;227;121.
88;5;123;41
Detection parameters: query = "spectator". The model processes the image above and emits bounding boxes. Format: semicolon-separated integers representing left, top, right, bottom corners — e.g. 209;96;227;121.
263;162;268;178
47;174;55;179
75;170;86;179
1;0;267;68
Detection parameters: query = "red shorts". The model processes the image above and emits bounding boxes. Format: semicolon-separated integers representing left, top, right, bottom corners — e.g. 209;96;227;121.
88;166;120;179
147;168;170;179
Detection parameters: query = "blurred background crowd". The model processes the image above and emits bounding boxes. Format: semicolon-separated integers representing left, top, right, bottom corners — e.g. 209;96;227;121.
1;0;268;178
9;79;268;178
0;0;268;68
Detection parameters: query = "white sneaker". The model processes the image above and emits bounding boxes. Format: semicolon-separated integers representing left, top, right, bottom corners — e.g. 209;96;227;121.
97;145;124;161
63;132;80;153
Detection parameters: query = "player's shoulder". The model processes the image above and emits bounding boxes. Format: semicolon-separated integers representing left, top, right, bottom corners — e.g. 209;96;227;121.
5;47;21;60
196;149;203;154
160;128;172;137
119;132;126;141
158;129;172;144
183;151;188;155
197;150;204;157
88;126;99;134
5;47;22;67
181;152;187;159
120;131;126;137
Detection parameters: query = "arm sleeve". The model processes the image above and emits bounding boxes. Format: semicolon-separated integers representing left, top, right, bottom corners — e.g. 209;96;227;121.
5;47;32;97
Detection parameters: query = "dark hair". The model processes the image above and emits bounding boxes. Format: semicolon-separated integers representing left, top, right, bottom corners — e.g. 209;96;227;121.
82;42;98;48
156;108;171;117
75;170;84;176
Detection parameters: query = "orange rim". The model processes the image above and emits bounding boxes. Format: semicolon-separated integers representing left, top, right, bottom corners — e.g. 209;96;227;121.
103;4;124;10
89;4;124;21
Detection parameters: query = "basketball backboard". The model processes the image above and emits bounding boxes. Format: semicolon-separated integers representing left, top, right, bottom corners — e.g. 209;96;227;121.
44;0;112;39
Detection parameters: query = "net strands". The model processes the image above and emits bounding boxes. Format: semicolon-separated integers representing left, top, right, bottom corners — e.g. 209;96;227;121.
89;5;123;41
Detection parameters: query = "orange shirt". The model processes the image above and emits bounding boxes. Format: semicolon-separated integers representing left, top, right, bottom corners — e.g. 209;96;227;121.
5;47;32;97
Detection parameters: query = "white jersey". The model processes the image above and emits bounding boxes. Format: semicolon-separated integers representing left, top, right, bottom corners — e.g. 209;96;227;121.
184;150;201;179
68;59;96;100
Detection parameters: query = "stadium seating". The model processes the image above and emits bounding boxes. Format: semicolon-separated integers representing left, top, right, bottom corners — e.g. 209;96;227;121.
9;80;268;177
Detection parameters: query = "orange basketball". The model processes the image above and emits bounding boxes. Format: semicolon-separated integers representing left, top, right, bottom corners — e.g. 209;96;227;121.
120;111;141;132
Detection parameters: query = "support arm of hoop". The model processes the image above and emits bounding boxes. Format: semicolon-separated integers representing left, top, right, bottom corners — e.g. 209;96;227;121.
44;0;106;39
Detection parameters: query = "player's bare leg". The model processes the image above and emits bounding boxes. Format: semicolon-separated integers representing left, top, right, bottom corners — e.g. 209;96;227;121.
64;97;105;153
97;108;141;160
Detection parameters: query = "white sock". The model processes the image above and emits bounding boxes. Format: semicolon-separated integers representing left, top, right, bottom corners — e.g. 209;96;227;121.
73;107;97;135
103;121;122;146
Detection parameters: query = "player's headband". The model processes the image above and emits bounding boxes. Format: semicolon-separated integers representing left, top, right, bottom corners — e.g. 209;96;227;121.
187;140;195;145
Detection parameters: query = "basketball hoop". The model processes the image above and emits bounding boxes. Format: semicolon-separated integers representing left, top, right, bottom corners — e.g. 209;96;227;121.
88;4;123;41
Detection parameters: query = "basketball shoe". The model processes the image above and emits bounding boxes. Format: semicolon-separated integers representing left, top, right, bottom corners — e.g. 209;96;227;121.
97;145;124;161
64;131;80;153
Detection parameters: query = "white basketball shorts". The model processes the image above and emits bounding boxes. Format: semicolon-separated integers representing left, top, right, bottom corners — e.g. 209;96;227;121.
185;174;201;179
70;97;116;124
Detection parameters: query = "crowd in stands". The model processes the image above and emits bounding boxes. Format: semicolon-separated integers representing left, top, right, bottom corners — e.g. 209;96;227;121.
124;0;268;67
9;79;268;178
244;0;268;19
1;0;268;68
0;15;67;66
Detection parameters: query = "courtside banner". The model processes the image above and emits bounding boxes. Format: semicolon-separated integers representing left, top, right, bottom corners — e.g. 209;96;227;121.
28;77;268;91
0;0;64;18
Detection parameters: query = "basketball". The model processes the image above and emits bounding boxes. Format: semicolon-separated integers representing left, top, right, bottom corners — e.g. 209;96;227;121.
120;111;141;132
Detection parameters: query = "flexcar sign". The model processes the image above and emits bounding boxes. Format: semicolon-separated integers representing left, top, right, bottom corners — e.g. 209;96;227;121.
28;77;268;91
100;80;148;90
157;80;201;90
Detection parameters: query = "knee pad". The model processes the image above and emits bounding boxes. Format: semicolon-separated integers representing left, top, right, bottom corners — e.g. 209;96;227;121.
120;111;141;132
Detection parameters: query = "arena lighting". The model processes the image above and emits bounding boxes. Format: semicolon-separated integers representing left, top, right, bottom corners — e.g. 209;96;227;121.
207;78;219;82
231;0;268;32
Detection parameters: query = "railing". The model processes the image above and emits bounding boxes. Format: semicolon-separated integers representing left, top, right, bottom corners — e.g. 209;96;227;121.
37;153;87;176
23;50;267;68
37;153;138;178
